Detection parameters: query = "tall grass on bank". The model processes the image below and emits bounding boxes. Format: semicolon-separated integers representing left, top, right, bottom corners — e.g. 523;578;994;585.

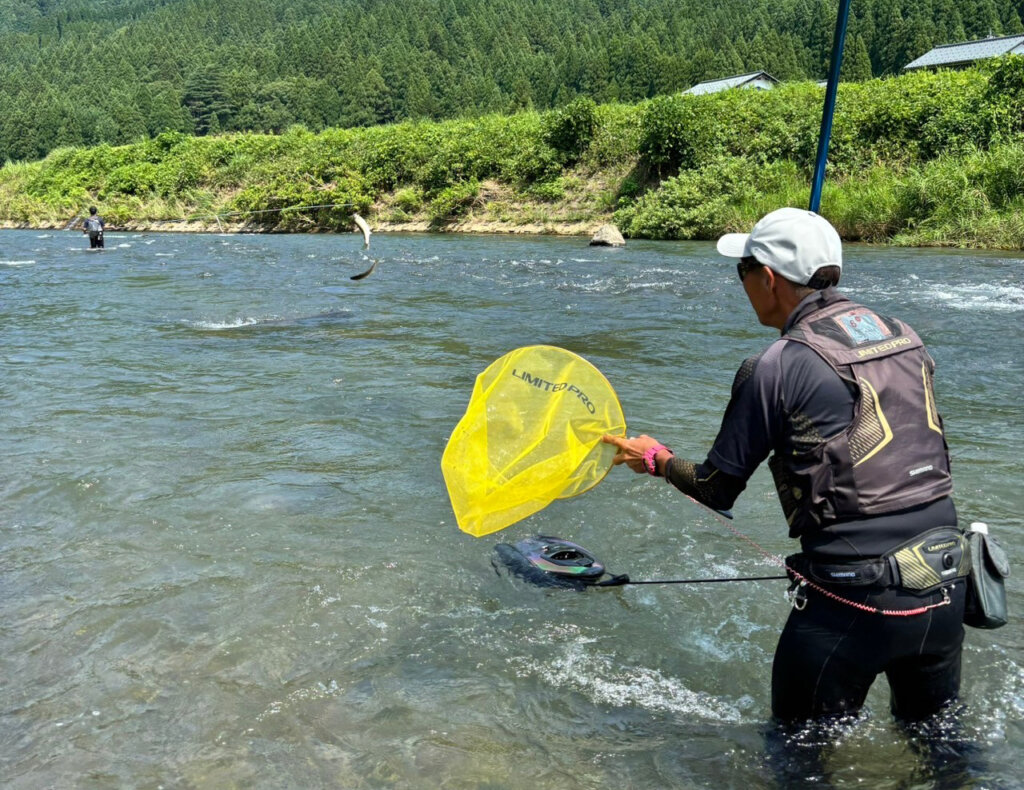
2;58;1024;247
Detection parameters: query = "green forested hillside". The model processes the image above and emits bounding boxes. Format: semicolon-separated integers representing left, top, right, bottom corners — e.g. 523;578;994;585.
2;0;1023;162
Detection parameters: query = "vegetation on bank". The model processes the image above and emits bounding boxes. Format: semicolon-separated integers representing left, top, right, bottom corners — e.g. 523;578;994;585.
2;58;1024;248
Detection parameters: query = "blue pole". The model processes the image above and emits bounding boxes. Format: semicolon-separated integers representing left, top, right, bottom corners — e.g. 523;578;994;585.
809;0;853;213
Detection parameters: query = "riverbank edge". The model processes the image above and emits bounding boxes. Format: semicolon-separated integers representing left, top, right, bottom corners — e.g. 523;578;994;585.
0;217;604;237
1;218;997;248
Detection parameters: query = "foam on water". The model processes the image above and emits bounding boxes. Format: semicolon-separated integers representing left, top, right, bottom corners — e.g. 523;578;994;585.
256;679;344;722
967;654;1024;744
922;281;1024;313
513;641;747;723
1;259;35;266
187;316;275;330
623;279;678;292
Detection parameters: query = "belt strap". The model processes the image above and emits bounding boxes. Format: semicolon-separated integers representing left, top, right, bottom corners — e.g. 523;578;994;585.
789;526;969;591
787;553;895;587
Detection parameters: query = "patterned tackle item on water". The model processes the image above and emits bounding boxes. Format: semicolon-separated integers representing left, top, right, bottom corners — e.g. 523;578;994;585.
493;535;606;588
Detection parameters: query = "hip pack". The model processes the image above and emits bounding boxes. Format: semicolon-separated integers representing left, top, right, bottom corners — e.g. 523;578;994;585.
787;526;969;592
963;526;1010;629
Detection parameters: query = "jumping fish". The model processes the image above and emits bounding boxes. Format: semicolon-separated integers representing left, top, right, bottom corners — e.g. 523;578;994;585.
350;259;378;280
353;213;371;249
350;213;377;279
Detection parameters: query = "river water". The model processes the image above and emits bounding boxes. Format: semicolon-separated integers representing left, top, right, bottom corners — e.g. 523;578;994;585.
1;229;1021;788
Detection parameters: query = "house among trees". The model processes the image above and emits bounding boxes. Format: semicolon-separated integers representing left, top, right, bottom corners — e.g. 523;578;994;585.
904;33;1024;71
683;71;779;96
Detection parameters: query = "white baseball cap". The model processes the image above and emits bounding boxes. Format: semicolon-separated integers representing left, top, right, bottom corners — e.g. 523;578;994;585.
716;207;842;285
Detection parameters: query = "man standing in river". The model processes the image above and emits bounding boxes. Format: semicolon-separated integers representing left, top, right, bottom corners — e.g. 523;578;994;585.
82;205;104;249
603;207;966;725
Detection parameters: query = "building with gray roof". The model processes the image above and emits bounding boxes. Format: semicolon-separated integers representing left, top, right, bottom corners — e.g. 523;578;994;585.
683;71;778;96
904;34;1024;71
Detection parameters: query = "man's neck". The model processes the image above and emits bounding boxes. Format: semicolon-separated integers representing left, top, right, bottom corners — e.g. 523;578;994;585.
781;288;844;334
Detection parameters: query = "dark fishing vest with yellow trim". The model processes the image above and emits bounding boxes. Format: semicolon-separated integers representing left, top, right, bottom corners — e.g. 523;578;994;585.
769;291;953;535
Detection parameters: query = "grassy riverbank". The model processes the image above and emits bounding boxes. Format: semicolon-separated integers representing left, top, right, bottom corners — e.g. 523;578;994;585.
2;58;1024;248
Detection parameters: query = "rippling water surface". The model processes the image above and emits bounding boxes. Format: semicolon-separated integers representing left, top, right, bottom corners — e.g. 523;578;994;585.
2;230;1022;788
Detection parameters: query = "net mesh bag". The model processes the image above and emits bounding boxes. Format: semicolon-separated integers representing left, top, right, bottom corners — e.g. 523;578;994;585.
442;346;626;536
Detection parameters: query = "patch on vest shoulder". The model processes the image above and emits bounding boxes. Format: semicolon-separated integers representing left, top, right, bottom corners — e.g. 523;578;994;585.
832;309;893;344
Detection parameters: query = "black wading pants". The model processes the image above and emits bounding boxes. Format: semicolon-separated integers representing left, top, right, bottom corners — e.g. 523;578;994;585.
771;580;966;722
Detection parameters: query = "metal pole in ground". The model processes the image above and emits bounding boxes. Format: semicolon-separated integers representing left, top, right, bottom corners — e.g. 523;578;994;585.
809;0;853;213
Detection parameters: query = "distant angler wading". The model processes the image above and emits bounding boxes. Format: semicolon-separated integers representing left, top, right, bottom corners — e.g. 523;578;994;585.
82;206;104;249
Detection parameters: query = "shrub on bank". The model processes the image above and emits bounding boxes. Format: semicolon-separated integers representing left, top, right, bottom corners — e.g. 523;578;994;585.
428;180;481;223
542;97;598;166
614;158;805;239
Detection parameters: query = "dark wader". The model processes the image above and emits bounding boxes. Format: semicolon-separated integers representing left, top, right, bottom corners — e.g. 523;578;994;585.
85;216;104;248
772;580;966;722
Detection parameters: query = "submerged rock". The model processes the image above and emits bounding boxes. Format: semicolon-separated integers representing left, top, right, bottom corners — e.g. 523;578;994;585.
589;223;625;247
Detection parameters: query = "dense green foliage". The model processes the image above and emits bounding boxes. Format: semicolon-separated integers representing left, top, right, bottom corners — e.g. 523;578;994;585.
616;60;1024;246
3;58;1024;247
2;0;1024;163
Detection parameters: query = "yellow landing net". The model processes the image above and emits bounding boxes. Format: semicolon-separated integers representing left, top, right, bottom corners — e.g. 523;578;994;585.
442;345;626;537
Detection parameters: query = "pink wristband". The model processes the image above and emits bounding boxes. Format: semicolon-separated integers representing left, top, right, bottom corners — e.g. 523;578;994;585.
642;444;672;476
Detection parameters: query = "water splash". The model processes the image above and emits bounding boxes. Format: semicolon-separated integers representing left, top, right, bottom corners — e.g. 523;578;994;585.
512;641;746;723
186;317;268;330
922;282;1024;313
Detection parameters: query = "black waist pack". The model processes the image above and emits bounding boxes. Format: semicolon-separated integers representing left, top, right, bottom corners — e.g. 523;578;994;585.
787;527;969;592
964;528;1010;629
888;527;969;592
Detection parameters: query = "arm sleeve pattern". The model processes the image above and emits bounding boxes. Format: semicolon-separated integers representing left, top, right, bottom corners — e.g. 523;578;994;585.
706;346;783;479
664;457;747;512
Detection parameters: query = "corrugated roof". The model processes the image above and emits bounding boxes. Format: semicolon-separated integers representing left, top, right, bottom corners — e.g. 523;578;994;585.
683;71;778;96
904;34;1024;69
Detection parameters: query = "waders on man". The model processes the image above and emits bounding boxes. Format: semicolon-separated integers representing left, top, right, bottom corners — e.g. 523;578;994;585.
82;206;104;249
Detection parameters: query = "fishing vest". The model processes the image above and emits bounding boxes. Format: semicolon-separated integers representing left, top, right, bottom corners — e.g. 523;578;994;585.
768;292;953;535
84;217;102;234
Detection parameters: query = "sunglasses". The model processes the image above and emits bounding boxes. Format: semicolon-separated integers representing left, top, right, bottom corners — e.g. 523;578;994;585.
736;258;762;282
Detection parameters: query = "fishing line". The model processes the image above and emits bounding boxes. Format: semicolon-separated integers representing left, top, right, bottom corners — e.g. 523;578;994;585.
595;573;787;587
149;201;363;227
499;501;955;616
684;495;952;617
64;202;377;277
65;201;362;229
494;535;787;590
